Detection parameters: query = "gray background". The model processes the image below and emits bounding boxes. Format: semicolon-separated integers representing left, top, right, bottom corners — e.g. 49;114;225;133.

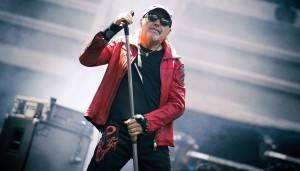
0;0;299;170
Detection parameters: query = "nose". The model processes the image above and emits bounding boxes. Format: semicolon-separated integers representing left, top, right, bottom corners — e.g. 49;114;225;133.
153;18;161;26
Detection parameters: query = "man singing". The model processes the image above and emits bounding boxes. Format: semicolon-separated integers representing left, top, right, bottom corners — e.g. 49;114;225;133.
79;4;186;171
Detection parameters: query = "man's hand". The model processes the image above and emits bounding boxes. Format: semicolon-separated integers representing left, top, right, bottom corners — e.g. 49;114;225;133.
124;118;143;137
113;10;134;26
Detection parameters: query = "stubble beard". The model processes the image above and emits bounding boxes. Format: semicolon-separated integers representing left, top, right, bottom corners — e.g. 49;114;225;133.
147;31;160;42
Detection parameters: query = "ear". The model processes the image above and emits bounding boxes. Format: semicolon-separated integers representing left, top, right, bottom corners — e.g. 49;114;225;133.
166;28;172;36
139;18;143;27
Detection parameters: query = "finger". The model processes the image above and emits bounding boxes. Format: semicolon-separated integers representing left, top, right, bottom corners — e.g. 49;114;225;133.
127;124;141;132
126;10;134;23
128;125;142;132
124;118;135;125
121;11;133;24
127;123;142;130
128;129;142;136
124;119;130;125
113;11;131;25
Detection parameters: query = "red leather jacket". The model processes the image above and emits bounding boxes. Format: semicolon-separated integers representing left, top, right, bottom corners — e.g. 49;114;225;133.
79;30;185;146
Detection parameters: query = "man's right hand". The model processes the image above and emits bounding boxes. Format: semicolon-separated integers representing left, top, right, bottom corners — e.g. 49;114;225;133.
113;10;134;26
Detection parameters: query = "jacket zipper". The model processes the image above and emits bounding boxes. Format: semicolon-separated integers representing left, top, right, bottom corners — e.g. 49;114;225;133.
153;139;157;151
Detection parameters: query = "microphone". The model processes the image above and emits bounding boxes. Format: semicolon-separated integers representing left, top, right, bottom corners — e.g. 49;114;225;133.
122;9;134;26
123;9;134;34
129;9;134;17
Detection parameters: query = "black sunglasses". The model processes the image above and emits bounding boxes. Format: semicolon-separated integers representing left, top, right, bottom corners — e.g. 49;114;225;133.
144;13;172;27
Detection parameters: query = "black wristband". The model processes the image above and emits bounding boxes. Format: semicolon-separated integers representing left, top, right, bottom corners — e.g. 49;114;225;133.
134;114;149;133
101;22;123;41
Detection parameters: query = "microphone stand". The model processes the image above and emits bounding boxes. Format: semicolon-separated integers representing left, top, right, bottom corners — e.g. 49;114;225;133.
123;22;139;171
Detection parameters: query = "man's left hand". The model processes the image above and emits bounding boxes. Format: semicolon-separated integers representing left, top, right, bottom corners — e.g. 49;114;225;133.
124;118;143;136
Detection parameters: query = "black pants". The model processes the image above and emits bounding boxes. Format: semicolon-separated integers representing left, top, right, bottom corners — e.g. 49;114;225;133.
87;121;172;171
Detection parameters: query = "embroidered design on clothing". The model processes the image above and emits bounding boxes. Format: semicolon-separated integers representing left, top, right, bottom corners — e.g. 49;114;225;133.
95;125;119;162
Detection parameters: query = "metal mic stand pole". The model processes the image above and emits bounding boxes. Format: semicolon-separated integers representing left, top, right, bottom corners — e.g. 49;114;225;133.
123;22;139;171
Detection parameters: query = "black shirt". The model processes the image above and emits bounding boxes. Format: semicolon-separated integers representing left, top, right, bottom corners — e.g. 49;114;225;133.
109;45;164;120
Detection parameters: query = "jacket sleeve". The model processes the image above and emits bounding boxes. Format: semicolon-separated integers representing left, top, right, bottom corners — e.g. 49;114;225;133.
79;32;116;67
145;60;186;132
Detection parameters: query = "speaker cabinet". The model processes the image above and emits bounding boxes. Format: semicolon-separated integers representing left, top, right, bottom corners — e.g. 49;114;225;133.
0;116;35;171
0;103;93;171
23;121;92;171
